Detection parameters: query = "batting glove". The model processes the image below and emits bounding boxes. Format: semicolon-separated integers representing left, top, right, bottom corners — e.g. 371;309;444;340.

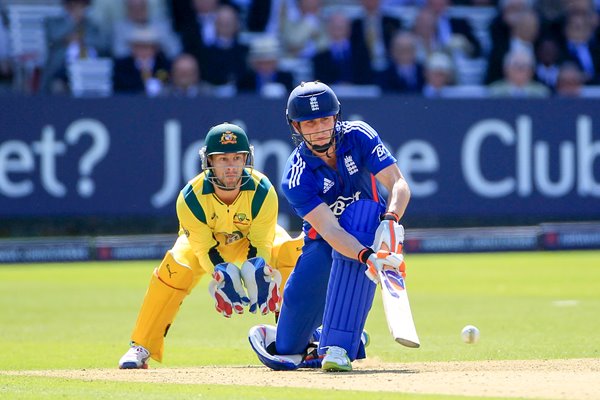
359;248;405;284
208;262;250;318
241;257;282;315
373;212;405;253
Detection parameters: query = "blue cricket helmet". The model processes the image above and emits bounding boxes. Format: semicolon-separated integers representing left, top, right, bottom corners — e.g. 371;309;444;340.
286;81;340;123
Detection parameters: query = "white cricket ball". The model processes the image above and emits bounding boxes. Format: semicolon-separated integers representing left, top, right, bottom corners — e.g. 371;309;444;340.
461;325;480;344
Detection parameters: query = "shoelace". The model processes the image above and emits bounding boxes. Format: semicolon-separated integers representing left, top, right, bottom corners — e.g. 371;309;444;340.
325;346;347;357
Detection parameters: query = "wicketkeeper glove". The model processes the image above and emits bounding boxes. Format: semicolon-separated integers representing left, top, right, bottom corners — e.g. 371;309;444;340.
373;212;405;253
208;262;250;318
241;257;282;315
358;247;405;284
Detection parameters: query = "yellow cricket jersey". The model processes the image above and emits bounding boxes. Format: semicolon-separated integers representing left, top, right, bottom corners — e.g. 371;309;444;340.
176;169;278;273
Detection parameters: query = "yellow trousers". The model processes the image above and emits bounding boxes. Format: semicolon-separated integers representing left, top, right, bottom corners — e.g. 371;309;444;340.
130;225;302;362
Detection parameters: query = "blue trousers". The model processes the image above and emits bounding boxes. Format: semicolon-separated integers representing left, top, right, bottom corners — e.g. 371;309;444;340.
275;200;383;359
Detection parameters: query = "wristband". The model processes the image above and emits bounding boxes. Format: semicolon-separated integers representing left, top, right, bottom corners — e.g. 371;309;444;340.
358;247;375;264
381;211;400;223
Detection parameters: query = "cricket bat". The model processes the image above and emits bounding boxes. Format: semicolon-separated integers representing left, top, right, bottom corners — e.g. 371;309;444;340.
377;239;420;348
379;267;420;348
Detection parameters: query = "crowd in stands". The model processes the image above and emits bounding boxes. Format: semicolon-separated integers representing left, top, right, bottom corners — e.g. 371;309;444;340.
0;0;599;98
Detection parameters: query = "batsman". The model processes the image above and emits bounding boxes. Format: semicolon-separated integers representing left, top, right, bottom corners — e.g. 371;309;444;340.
249;81;411;372
119;122;302;369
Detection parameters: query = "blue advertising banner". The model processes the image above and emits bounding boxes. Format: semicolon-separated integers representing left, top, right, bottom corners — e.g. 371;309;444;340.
1;96;599;227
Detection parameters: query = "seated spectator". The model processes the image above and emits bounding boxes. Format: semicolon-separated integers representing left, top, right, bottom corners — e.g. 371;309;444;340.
378;31;425;94
489;50;551;97
555;61;585;97
246;0;300;34
281;0;327;58
312;13;373;85
422;0;483;58
412;7;443;63
113;27;171;96
112;0;181;59
0;14;12;92
488;0;534;53
237;36;294;95
560;11;600;84
351;0;402;72
42;0;108;93
201;5;248;85
485;8;540;84
422;51;455;97
535;36;562;89
180;0;221;68
163;53;212;97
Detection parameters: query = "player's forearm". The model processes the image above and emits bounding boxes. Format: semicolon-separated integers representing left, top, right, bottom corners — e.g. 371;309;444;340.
317;223;366;261
386;179;411;219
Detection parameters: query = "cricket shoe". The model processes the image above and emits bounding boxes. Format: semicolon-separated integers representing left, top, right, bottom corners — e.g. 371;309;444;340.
119;344;150;369
322;346;352;372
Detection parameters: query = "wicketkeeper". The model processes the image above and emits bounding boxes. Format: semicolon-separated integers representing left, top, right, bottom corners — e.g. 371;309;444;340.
248;81;410;372
119;122;302;369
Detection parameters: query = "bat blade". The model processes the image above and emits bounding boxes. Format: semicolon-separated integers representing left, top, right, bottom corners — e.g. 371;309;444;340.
379;268;420;348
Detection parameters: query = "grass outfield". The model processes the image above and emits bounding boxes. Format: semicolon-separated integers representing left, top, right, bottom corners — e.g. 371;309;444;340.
0;251;599;399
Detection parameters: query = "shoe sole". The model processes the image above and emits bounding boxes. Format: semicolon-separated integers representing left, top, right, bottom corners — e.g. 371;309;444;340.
119;362;148;369
322;361;352;372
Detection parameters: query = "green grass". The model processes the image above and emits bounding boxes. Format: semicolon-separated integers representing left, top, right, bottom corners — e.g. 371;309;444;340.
1;251;599;399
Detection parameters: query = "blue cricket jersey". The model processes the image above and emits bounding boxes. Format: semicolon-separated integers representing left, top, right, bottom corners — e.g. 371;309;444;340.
281;120;397;239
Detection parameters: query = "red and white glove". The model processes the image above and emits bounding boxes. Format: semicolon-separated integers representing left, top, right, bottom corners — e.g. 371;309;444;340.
208;262;249;318
358;248;405;284
241;257;282;315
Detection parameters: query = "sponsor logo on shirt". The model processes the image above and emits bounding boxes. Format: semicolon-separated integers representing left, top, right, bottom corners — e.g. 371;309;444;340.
329;191;361;216
373;144;390;161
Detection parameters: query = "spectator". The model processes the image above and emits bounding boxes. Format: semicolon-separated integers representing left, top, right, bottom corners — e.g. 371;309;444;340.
535;36;562;89
41;0;108;93
489;50;551;97
237;36;294;95
180;0;220;68
560;11;600;83
246;0;300;34
202;5;248;85
421;0;483;58
112;0;181;59
422;51;455;97
555;61;585;96
312;13;373;85
0;13;12;92
412;7;443;62
113;27;171;96
378;31;425;93
280;0;328;58
485;8;541;84
351;0;402;72
163;53;212;97
488;0;533;54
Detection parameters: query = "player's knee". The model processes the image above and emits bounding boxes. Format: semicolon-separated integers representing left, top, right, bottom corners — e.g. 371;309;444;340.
338;200;384;245
156;251;194;291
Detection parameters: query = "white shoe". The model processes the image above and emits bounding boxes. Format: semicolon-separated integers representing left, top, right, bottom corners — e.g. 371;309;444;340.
119;345;150;369
321;346;352;372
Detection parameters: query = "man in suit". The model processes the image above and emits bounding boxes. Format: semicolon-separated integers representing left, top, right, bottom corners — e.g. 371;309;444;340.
560;11;600;84
351;0;402;72
201;5;248;85
42;0;107;93
423;0;483;58
378;31;425;94
312;13;373;85
112;27;171;96
237;36;294;95
488;49;550;97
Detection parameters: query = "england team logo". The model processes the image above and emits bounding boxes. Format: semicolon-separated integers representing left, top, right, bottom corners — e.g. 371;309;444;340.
309;96;319;111
344;155;358;175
